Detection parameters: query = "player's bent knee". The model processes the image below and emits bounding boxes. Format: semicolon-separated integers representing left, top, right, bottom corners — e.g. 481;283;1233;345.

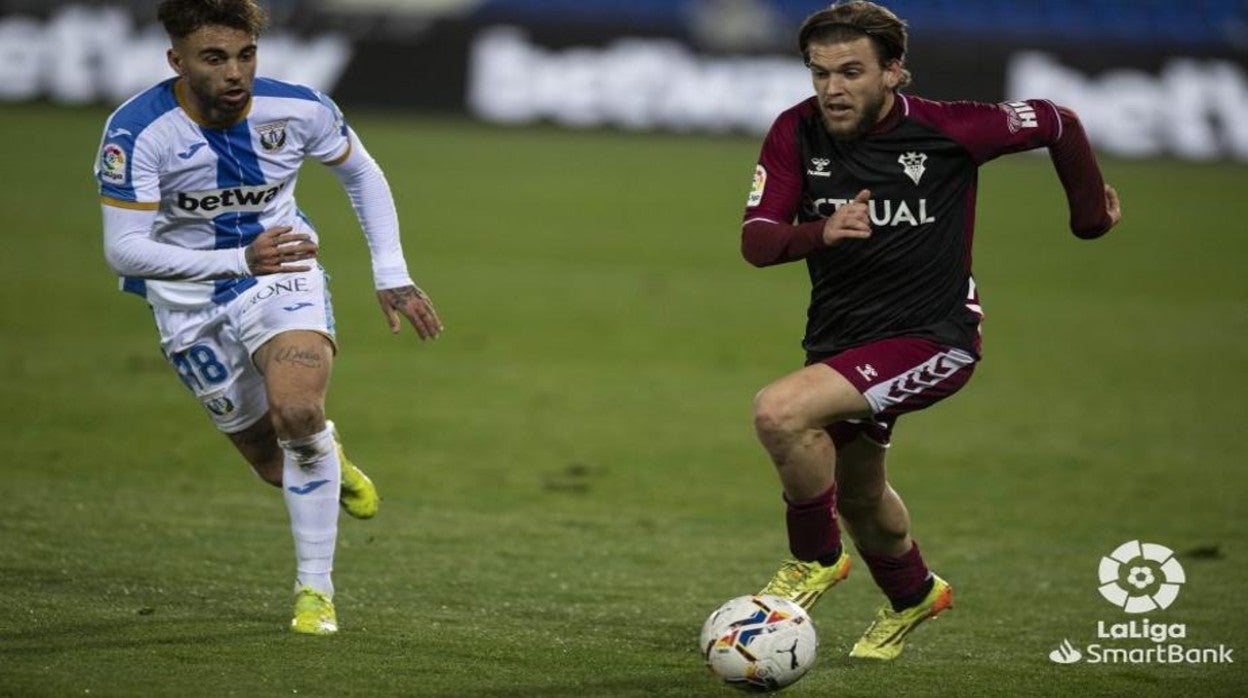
268;400;325;441
752;388;806;443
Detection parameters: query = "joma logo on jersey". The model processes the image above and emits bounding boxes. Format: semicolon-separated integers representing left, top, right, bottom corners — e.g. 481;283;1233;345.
811;197;936;226
176;179;289;217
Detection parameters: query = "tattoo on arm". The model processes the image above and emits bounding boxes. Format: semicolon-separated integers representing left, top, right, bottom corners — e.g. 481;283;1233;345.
273;346;324;368
381;286;425;308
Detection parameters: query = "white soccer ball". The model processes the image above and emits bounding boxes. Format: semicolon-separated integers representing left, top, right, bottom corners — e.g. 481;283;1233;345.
699;594;818;692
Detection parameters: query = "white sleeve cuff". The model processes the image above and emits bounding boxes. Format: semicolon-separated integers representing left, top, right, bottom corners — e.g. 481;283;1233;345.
373;265;415;290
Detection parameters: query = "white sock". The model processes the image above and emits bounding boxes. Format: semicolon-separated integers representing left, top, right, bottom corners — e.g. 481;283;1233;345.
280;425;340;598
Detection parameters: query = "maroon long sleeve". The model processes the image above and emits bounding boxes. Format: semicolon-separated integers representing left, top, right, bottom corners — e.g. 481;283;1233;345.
1050;106;1113;239
741;219;826;267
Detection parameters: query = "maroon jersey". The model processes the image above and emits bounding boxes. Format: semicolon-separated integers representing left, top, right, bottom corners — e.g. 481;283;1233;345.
742;93;1109;360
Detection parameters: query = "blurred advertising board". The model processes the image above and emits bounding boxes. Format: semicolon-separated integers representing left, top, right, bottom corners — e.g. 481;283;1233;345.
2;2;1245;162
0;4;350;103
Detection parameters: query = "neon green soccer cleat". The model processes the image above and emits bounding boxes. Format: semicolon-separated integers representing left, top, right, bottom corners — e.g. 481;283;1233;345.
327;420;379;520
290;586;338;635
758;549;852;610
849;574;952;660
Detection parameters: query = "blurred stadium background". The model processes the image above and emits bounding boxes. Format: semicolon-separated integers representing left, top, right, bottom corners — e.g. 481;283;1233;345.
2;0;1247;161
2;1;1246;696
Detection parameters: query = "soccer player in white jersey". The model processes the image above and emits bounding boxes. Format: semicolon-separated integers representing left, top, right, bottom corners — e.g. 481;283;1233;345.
94;0;443;635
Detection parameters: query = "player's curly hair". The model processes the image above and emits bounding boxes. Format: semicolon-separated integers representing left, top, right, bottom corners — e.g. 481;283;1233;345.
157;0;269;39
798;1;912;89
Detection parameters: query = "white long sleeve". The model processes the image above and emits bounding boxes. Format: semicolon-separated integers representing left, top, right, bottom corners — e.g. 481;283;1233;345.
328;129;414;290
102;203;250;280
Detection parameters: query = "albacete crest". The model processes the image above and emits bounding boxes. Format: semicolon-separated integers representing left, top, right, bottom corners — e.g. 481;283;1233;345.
257;120;288;152
899;151;927;185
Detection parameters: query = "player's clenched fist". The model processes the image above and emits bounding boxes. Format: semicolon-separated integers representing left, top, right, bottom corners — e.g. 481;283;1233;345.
245;225;318;275
1104;184;1122;230
822;189;873;246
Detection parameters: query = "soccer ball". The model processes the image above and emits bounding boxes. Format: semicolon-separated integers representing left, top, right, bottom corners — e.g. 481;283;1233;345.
699;594;818;692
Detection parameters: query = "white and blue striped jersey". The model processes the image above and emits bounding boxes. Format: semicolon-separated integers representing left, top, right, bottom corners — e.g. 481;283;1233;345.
95;77;351;308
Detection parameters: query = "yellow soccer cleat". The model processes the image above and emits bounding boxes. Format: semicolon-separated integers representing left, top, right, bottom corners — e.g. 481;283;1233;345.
327;420;379;520
290;586;338;635
758;549;852;610
849;574;952;660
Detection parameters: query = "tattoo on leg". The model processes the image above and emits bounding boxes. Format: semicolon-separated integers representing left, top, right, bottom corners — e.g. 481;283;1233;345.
273;346;324;368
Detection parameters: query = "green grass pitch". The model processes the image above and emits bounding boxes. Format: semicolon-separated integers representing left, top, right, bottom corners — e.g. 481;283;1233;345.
1;103;1245;696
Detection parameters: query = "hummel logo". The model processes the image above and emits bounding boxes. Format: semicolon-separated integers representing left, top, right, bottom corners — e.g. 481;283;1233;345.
107;128;133;139
806;157;832;177
178;142;207;159
288;479;331;495
283;302;314;312
856;364;878;381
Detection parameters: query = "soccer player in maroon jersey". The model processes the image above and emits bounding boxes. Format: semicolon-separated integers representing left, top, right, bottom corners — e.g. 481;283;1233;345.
744;1;1121;660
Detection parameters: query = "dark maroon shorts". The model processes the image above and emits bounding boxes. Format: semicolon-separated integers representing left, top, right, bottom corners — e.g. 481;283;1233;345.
815;336;977;447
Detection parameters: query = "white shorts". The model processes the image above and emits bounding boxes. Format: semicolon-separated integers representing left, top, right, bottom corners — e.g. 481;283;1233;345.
152;268;337;433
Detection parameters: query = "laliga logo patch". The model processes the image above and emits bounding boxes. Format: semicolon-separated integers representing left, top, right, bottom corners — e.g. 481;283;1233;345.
1098;540;1185;613
100;143;127;184
257;119;288;152
747;164;766;207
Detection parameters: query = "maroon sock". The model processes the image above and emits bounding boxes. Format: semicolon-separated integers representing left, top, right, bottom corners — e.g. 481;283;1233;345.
784;485;841;563
859;541;933;611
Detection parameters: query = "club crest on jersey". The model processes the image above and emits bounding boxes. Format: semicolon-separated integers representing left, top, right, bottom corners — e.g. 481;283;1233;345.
257;120;288;152
899;151;927;185
100;143;127;184
807;157;832;177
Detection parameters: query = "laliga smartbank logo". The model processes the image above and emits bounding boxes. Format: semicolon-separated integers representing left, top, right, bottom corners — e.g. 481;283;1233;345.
1048;540;1234;666
1097;540;1184;613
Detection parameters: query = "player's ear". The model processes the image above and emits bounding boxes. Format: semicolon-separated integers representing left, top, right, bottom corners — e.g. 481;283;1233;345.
166;48;183;76
882;60;902;90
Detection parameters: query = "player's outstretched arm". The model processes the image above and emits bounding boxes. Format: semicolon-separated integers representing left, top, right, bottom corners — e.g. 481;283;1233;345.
1048;106;1120;239
376;285;443;340
326;129;442;341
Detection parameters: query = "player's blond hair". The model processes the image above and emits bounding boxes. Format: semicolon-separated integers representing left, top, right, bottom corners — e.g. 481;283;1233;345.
157;0;269;40
798;1;912;89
